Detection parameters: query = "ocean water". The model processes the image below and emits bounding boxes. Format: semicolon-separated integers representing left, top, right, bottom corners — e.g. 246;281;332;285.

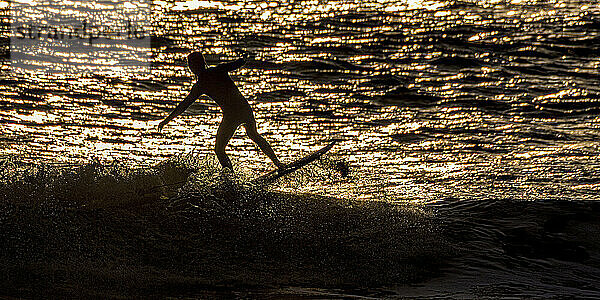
1;0;600;298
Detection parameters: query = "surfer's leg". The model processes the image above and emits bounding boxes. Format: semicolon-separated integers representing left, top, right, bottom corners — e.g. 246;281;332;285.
243;119;284;169
215;118;238;170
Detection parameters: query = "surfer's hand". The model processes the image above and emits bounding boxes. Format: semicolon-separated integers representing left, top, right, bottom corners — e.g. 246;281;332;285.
157;120;167;132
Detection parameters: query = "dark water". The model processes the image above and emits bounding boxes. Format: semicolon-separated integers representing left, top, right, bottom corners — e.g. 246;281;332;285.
1;0;600;297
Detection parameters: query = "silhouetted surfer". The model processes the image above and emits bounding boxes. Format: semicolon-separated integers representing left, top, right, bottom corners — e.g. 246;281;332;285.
158;51;284;171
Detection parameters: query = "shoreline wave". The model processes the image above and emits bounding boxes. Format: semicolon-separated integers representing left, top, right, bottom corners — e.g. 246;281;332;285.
0;157;449;298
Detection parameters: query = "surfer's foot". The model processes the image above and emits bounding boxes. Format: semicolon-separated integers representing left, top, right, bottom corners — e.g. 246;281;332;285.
221;166;234;174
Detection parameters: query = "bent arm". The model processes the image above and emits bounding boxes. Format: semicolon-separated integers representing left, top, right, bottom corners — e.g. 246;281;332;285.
214;57;246;72
159;83;201;129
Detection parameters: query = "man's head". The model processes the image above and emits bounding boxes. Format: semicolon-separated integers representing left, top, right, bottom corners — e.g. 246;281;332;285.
187;52;207;75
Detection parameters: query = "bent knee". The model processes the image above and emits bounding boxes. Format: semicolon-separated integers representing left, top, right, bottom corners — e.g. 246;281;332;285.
214;144;226;155
244;125;259;138
246;130;261;140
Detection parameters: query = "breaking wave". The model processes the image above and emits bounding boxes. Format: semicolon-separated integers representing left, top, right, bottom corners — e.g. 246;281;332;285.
0;156;449;298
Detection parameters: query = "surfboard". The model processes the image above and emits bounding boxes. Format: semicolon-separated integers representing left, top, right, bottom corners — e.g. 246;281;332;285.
252;140;338;184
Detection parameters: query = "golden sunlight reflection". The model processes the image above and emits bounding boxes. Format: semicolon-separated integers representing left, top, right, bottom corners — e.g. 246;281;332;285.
172;0;242;11
2;0;599;204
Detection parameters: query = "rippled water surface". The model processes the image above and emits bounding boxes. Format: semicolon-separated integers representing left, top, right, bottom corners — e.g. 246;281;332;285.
1;0;600;297
2;0;600;201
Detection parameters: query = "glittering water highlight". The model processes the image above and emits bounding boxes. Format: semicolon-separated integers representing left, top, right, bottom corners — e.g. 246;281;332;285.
1;0;600;297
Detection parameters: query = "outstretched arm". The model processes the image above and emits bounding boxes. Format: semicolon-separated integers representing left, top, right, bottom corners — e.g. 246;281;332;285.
214;56;247;72
158;83;201;131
